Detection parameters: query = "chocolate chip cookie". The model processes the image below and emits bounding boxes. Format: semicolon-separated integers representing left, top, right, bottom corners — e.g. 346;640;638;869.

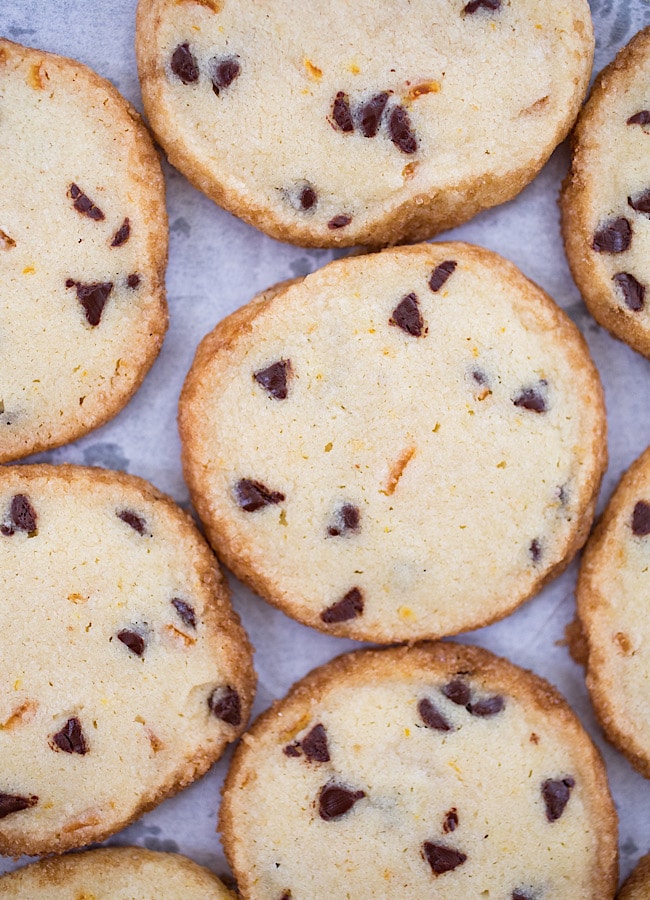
618;852;650;899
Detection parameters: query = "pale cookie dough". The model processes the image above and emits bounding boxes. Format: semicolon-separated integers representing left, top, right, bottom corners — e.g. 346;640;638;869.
136;0;593;247
562;27;650;358
0;465;255;856
220;642;618;899
0;846;235;899
180;242;607;643
576;445;650;779
619;853;650;899
0;39;167;462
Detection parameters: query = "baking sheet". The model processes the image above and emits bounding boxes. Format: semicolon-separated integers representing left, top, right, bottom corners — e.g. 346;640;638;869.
1;0;650;888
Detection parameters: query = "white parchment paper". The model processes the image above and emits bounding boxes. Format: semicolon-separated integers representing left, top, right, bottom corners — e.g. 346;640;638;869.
1;0;650;889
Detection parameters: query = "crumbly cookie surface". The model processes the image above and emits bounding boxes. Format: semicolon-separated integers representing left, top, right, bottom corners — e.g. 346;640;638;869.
576;445;650;779
0;465;255;856
221;642;617;899
619;852;650;899
562;27;650;358
0;847;235;899
137;0;593;247
180;242;606;642
0;39;167;462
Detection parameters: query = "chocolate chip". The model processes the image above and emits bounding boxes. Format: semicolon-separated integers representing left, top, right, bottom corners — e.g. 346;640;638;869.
422;842;467;875
632;500;650;536
390;292;425;336
513;383;547;413
614;272;645;311
171;598;197;629
468;695;505;717
318;783;365;820
418;697;451;732
628;110;650;126
209;686;242;726
429;260;457;292
299;184;317;210
628;189;650;216
171;43;199;84
111;218;130;247
443;808;459;833
2;494;37;536
512;891;536;900
51;717;88;754
542;777;575;821
211;56;241;94
235;479;285;511
592;217;632;253
358;92;389;137
68;183;105;221
117;628;145;657
127;273;140;289
117;509;148;535
464;0;500;12
0;793;38;819
529;538;542;563
327;503;360;537
388;105;417;154
441;680;471;706
301;723;330;762
471;368;489;386
332;92;354;132
254;360;291;400
283;742;301;758
67;280;113;327
320;587;364;623
328;214;352;229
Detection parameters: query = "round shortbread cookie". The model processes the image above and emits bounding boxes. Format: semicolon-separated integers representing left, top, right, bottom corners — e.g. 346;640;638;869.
561;27;650;358
0;39;167;462
619;853;650;900
180;242;606;643
220;642;618;899
0;465;255;856
136;0;593;248
0;847;235;899
576;445;650;779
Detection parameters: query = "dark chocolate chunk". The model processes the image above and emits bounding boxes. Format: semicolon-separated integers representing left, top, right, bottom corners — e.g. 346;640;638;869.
127;273;141;289
171;43;199;84
418;697;451;732
471;368;489;386
209;686;242;726
513;383;547;413
443;808;459;833
468;695;504;717
67;280;113;327
254;360;291;400
390;292;425;337
283;742;301;758
68;183;105;221
318;783;365;821
0;793;38;819
117;629;145;657
464;0;501;12
301;723;330;762
2;494;37;535
628;110;650;126
117;509;148;535
235;479;285;511
628;189;650;216
332;92;354;132
358;92;389;138
388;105;417;154
327;503;360;536
423;841;467;875
512;891;535;900
429;260;457;292
111;218;130;247
542;777;575;821
299;184;317;211
320;587;364;623
441;680;471;706
171;598;197;629
211;56;241;95
632;500;650;536
592;217;632;253
529;538;542;563
614;272;645;311
328;214;352;229
51;717;88;754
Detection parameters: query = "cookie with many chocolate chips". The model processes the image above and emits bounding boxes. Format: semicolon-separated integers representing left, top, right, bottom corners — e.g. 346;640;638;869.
220;642;618;899
575;445;650;779
0;39;167;462
136;0;593;247
180;242;606;642
618;852;650;899
561;27;650;358
0;846;236;898
0;465;254;856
